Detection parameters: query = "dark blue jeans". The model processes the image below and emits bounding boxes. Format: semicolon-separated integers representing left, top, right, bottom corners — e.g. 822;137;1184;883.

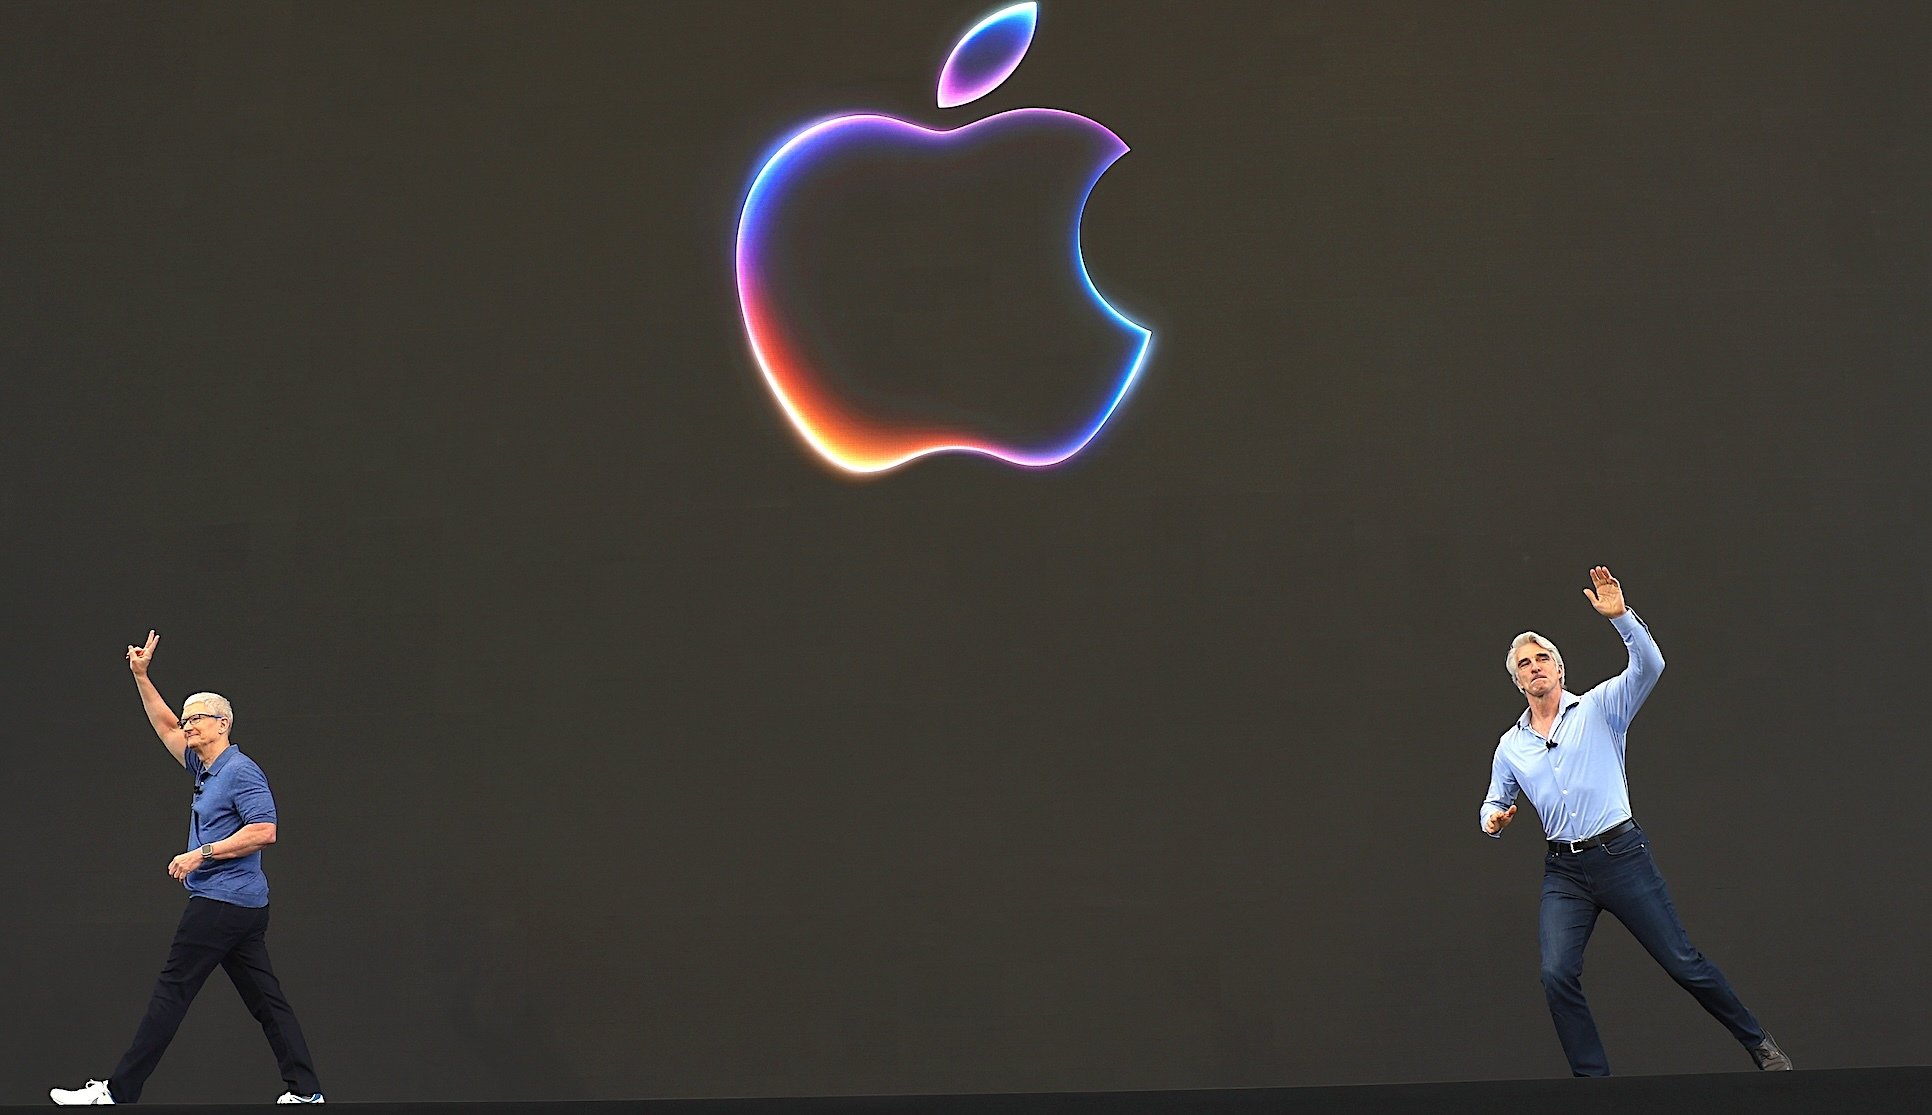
1539;822;1764;1076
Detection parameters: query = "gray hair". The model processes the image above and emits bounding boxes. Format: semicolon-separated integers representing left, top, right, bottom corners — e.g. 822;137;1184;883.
183;691;235;728
1506;632;1564;691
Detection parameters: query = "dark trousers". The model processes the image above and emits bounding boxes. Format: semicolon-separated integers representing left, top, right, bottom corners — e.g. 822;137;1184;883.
1539;822;1764;1076
108;896;322;1103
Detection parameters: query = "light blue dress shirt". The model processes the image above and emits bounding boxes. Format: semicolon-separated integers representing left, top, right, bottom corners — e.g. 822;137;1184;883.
1481;610;1664;843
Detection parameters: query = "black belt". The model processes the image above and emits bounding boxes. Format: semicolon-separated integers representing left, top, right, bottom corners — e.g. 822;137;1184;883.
1547;818;1637;855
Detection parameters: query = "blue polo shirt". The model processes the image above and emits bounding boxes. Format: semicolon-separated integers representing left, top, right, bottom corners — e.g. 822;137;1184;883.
185;745;277;907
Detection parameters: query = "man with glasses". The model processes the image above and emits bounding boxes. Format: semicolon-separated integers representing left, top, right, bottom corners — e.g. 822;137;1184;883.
51;632;325;1105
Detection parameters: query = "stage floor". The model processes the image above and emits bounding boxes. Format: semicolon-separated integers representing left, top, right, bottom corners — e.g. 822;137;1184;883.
12;1066;1926;1113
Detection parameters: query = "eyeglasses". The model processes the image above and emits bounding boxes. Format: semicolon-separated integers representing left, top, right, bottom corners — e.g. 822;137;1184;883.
180;713;227;730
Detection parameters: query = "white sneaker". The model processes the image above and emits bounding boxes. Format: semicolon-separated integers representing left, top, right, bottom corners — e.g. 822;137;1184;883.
49;1079;115;1105
276;1094;325;1104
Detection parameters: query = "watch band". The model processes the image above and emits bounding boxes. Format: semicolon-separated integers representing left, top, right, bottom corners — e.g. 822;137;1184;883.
199;843;215;862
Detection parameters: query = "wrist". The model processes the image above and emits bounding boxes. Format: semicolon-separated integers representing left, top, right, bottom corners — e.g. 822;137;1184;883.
199;843;216;863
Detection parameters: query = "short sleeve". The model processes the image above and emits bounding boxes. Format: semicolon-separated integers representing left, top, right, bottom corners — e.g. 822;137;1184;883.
232;762;279;826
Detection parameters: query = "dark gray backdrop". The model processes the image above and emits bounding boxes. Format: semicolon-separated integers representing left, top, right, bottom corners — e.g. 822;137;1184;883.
2;0;1927;1103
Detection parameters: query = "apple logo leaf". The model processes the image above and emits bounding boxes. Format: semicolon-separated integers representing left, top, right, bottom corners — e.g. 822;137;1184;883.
937;2;1039;108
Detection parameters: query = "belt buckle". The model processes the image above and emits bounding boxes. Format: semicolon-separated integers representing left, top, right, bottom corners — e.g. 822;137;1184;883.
1565;838;1584;854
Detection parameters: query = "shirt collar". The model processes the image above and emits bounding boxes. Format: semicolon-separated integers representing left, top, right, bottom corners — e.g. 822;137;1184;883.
1517;690;1582;730
199;745;238;776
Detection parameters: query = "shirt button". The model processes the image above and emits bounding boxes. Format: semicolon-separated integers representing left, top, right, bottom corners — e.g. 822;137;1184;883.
1570;811;1577;816
1562;790;1568;795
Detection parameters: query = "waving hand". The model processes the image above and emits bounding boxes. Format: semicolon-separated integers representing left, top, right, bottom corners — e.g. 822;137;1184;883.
1582;566;1626;618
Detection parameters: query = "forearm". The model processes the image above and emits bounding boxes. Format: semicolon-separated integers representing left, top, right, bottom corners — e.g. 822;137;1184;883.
1481;756;1517;836
1610;609;1664;679
203;822;276;860
134;673;179;735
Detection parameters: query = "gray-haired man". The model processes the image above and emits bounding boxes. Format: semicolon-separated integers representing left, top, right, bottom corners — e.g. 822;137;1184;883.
1481;568;1789;1076
51;632;325;1105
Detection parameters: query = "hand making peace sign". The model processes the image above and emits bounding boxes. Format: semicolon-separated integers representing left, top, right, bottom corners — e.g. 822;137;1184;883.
127;630;158;677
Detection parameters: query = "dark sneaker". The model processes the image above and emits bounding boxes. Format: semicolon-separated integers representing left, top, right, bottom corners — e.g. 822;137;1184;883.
1750;1035;1793;1070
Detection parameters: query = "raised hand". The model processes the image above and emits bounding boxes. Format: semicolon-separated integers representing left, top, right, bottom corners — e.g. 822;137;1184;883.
1485;804;1518;834
1582;566;1626;618
127;630;159;677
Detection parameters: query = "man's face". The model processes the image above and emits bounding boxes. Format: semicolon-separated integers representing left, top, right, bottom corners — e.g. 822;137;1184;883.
1514;643;1562;699
179;703;228;744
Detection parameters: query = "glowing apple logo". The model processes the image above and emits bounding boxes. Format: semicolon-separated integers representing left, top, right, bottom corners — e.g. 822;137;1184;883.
736;2;1153;474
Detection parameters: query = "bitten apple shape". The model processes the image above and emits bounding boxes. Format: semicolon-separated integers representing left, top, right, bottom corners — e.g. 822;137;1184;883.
736;2;1152;474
